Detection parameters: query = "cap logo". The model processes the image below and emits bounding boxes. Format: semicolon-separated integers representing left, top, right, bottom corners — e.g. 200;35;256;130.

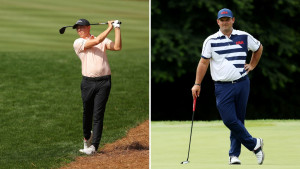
221;11;228;14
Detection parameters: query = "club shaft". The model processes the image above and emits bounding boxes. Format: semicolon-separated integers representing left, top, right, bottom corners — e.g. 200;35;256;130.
186;110;195;161
90;23;107;25
185;98;197;161
90;21;122;25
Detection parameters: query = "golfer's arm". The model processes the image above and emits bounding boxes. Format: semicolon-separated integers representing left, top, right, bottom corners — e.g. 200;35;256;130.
106;28;122;51
84;26;113;49
249;44;263;68
195;58;210;85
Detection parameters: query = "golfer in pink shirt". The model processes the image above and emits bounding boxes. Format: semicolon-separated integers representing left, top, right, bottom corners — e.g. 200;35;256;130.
73;18;121;155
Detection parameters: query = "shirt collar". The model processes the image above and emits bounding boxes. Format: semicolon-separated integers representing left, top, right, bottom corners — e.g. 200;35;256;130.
83;34;94;40
217;29;237;38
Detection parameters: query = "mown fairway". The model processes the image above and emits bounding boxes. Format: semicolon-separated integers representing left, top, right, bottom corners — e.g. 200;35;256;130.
151;120;300;169
0;0;149;168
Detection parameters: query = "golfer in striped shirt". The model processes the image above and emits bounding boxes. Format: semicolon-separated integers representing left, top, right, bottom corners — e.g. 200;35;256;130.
191;8;264;165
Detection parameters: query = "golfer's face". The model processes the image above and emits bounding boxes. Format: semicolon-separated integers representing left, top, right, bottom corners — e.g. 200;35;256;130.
76;25;90;38
217;17;235;32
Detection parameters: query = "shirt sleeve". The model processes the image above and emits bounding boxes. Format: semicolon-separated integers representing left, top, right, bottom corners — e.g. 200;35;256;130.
201;38;212;59
73;38;87;55
103;38;112;45
247;34;261;52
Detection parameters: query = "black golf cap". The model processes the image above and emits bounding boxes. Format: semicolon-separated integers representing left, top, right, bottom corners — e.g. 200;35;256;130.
72;19;90;29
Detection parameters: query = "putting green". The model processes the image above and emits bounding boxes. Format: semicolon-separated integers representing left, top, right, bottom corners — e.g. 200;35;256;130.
151;120;300;169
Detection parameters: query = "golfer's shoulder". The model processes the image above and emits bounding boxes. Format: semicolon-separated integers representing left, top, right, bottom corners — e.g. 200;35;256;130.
103;37;112;44
234;29;251;36
73;38;85;46
74;37;85;43
203;32;219;44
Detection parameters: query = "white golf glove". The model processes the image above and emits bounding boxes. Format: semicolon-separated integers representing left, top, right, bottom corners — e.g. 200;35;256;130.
112;20;120;28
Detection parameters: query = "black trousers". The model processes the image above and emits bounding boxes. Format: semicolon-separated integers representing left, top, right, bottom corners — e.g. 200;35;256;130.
81;75;111;150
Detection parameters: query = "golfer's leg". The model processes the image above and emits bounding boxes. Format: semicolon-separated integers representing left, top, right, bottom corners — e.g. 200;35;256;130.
235;77;257;150
219;103;255;151
235;77;250;124
81;79;94;140
83;101;93;140
229;78;250;157
92;78;111;150
215;83;256;152
215;83;239;156
217;89;241;157
230;131;241;157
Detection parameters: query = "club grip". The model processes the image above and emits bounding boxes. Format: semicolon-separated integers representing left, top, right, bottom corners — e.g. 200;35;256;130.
193;98;196;112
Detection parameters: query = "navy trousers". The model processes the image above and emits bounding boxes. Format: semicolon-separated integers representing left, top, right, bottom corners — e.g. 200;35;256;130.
214;76;256;157
81;75;111;150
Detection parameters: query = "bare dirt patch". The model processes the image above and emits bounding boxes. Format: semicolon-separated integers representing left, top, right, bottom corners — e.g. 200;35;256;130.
61;120;149;169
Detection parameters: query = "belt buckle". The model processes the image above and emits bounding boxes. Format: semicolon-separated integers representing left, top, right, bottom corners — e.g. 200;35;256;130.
232;80;236;84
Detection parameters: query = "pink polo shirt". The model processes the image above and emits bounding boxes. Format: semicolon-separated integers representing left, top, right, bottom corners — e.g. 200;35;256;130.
73;36;112;77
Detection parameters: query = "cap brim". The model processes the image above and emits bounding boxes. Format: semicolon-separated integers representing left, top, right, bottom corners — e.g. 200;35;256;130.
72;24;90;29
218;15;233;19
72;24;79;29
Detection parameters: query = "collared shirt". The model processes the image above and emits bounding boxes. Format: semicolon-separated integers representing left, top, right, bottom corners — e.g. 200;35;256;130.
73;35;112;77
201;29;261;81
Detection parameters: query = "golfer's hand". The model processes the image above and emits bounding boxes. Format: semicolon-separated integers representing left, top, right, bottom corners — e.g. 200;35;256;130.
107;20;114;28
244;64;254;73
191;85;201;100
112;20;121;28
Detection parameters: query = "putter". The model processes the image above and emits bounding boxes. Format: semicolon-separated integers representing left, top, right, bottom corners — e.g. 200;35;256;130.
59;21;122;34
181;98;197;164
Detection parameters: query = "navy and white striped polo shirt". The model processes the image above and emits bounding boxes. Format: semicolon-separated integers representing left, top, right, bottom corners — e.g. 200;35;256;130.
201;29;261;81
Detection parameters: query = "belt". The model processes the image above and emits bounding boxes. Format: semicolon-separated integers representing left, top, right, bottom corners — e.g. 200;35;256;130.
214;75;247;84
82;75;111;81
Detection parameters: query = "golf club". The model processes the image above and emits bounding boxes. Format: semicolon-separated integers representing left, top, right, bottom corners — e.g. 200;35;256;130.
181;97;197;164
59;21;122;34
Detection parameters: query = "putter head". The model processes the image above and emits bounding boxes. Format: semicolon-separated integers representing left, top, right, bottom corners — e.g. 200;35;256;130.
181;161;189;164
59;27;66;34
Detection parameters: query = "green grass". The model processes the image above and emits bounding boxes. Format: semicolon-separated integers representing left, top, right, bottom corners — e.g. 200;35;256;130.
151;120;300;169
0;0;149;52
0;0;148;168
